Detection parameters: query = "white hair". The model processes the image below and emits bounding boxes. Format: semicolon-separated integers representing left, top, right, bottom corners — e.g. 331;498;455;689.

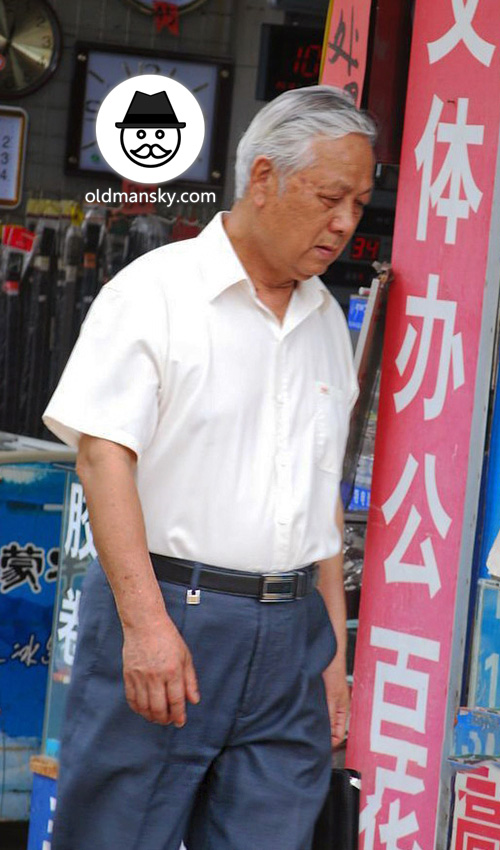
234;85;377;200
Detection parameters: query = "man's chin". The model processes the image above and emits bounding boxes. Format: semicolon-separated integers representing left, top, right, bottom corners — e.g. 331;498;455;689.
300;257;337;278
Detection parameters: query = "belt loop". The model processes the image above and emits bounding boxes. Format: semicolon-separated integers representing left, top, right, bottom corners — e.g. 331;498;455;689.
296;570;307;599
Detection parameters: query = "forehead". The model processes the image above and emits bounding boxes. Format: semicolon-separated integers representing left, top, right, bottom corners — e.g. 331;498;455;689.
295;134;375;191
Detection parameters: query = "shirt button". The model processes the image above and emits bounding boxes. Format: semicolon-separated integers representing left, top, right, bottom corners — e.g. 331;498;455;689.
276;394;285;404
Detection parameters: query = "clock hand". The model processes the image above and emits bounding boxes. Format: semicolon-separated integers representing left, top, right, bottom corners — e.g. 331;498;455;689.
4;15;16;51
0;12;15;55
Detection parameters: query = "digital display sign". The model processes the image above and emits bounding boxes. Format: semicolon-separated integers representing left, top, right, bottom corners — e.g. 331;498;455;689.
256;24;323;102
350;235;381;262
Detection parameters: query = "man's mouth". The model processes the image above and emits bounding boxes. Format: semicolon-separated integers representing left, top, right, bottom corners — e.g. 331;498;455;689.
315;245;338;259
130;144;171;159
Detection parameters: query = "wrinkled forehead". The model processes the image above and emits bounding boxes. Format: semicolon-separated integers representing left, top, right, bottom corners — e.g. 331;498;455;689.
300;134;374;177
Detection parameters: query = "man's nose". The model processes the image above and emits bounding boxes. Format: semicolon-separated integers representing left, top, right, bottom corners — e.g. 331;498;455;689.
327;201;357;236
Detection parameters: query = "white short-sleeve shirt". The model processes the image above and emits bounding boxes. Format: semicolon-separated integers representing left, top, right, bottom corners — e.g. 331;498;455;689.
44;213;358;572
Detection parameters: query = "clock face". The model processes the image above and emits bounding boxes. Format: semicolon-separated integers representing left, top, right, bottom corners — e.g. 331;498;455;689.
68;46;231;185
0;0;62;99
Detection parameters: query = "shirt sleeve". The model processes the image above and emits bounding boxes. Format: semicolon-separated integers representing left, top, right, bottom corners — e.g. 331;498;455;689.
43;273;167;457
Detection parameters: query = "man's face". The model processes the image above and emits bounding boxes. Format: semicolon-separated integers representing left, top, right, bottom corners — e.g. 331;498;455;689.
253;134;375;281
120;127;181;168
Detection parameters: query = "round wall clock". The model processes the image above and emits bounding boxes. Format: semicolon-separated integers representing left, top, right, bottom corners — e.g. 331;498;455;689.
0;0;62;99
121;0;208;14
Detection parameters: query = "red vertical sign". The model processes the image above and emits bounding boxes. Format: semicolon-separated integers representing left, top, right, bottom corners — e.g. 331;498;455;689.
346;2;500;849
320;0;372;106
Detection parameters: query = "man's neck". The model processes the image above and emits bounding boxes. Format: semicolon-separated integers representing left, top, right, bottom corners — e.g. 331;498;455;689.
223;208;296;323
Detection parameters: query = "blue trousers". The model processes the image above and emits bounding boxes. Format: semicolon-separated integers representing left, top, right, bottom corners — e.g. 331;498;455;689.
52;560;336;850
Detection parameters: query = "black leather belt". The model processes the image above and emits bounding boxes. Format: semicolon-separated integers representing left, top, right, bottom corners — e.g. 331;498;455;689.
150;553;319;602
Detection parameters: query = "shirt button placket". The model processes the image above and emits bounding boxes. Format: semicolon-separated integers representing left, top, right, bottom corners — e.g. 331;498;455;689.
273;341;293;569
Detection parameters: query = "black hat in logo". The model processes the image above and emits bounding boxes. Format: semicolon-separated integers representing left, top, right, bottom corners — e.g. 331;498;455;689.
115;90;186;129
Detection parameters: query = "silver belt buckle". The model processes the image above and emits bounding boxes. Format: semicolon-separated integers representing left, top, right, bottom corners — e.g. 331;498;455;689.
260;573;297;602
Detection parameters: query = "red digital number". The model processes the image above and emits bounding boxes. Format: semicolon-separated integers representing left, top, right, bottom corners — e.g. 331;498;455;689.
351;235;366;260
351;235;381;261
292;44;322;79
365;237;380;261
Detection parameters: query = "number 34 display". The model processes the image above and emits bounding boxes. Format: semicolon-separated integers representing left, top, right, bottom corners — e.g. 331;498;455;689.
0;107;28;209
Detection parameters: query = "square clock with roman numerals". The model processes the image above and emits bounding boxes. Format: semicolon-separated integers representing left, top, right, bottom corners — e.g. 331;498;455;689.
65;42;233;187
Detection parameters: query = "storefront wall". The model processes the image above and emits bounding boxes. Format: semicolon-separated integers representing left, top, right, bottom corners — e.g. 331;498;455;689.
6;0;286;213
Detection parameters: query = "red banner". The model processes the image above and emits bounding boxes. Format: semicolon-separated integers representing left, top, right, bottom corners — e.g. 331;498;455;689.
346;2;500;849
320;0;372;106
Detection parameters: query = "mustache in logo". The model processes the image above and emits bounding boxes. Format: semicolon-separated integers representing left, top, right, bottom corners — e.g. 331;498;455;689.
130;143;171;159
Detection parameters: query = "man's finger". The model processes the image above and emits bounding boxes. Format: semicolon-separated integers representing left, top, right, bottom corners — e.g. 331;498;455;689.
184;654;200;705
166;675;187;728
124;674;138;713
147;679;170;725
125;673;153;720
331;707;348;746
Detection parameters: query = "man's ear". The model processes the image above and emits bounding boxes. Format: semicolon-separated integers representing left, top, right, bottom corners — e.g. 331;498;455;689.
247;156;278;208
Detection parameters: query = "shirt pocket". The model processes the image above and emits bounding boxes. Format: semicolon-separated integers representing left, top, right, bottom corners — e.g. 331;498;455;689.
314;381;349;475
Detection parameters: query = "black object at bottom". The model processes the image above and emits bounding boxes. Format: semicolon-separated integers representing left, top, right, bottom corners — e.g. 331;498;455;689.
312;769;361;850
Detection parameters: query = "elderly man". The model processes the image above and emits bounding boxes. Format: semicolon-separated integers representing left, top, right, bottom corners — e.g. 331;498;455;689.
44;85;375;850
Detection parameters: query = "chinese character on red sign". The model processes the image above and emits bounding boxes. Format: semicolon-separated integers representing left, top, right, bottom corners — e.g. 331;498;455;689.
320;0;371;107
451;766;500;850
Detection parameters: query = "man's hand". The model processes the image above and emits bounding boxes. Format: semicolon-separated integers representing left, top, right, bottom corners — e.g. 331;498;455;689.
122;619;200;727
323;661;350;748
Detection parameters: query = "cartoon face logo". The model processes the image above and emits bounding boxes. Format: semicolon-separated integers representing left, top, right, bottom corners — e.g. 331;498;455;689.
120;127;181;168
115;90;186;170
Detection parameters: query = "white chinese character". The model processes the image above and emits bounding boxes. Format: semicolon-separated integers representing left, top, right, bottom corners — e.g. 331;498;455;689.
427;0;495;67
379;801;422;850
361;627;441;850
382;454;451;597
57;588;81;666
394;274;465;419
64;483;97;561
415;96;484;245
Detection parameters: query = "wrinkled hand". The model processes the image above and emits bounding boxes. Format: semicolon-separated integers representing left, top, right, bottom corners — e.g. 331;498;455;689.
323;661;350;748
122;620;199;727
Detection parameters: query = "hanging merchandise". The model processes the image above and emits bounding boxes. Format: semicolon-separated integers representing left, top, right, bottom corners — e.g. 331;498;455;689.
18;222;58;437
0;252;23;432
123;214;171;265
103;214;130;282
0;226;36;433
49;223;84;396
77;208;106;329
0;198;220;438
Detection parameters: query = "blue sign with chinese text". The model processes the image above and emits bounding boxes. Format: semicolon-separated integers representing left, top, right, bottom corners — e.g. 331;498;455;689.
0;460;71;819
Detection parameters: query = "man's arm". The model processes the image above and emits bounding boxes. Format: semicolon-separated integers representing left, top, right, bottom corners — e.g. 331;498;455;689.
317;496;349;748
76;434;199;727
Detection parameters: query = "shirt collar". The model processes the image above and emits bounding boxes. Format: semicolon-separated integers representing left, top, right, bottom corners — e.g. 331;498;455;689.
197;212;249;302
198;211;329;313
